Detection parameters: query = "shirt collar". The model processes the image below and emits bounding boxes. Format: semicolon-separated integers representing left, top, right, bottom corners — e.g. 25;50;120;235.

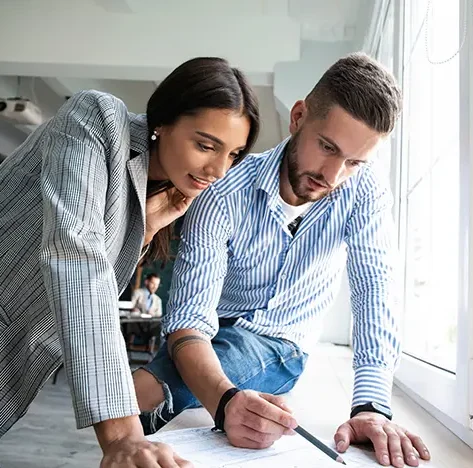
254;138;289;206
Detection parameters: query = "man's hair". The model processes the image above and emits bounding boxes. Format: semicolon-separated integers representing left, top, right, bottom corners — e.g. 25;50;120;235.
145;273;159;281
305;52;402;135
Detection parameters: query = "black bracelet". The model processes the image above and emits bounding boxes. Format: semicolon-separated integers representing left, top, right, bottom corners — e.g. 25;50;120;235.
350;402;393;421
211;387;241;432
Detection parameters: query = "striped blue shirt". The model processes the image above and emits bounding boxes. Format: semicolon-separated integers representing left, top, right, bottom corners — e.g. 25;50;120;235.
164;138;401;410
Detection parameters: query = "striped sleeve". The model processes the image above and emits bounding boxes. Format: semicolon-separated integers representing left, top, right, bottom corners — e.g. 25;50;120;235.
39;91;139;428
163;187;232;337
345;170;401;410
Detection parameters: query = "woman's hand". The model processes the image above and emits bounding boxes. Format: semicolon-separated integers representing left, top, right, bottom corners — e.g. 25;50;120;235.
144;188;194;244
95;416;193;468
100;437;193;468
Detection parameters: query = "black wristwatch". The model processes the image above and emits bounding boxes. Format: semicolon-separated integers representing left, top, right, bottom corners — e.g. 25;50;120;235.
350;402;393;420
211;387;241;432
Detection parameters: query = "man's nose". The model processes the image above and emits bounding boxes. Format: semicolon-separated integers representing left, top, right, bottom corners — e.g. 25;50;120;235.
322;160;345;187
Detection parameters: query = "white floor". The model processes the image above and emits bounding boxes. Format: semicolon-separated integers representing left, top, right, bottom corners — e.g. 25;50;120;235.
0;344;472;467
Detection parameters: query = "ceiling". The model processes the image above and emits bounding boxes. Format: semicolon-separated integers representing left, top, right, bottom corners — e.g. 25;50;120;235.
0;0;375;153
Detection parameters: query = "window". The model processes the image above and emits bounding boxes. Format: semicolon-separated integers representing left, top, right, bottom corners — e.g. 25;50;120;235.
401;0;460;373
376;1;395;72
380;0;473;445
374;1;397;184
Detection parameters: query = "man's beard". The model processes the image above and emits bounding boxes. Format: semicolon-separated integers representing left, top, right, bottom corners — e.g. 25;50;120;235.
285;133;332;203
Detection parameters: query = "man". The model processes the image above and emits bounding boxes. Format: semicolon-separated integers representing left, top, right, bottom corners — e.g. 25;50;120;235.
133;53;430;468
132;273;163;317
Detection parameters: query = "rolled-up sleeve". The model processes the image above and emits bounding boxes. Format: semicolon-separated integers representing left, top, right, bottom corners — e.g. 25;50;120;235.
345;169;401;410
163;186;231;338
39;91;139;429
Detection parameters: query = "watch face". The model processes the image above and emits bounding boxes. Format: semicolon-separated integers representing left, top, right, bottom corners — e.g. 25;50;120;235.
372;402;393;417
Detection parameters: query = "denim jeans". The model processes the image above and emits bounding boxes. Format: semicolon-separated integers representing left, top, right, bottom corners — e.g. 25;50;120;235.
140;320;308;434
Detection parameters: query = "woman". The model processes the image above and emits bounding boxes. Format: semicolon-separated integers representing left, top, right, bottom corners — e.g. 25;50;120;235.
0;57;259;467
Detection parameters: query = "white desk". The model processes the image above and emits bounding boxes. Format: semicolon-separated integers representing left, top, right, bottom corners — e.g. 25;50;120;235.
157;344;473;468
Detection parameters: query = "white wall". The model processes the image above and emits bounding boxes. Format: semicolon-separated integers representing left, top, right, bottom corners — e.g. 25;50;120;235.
0;75;66;156
318;271;352;345
274;40;354;121
0;0;300;85
253;86;284;152
0;119;25;157
0;77;27;155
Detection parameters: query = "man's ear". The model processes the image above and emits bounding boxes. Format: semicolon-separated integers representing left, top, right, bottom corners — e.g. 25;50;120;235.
289;100;307;135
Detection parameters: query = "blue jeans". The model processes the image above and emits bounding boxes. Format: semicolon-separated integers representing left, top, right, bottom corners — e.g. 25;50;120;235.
141;320;308;434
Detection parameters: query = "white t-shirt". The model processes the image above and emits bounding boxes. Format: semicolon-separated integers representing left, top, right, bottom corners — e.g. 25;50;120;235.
279;195;313;225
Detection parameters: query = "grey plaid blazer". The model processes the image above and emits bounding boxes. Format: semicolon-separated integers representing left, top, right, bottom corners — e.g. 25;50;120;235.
0;90;150;434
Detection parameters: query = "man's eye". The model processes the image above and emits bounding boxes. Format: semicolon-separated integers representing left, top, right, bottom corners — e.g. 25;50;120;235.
319;140;334;153
348;160;362;167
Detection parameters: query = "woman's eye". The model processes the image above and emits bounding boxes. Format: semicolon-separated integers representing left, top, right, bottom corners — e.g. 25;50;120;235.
198;143;214;152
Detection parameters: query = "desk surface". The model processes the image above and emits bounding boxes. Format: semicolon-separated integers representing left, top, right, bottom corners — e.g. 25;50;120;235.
156;344;473;468
120;316;161;323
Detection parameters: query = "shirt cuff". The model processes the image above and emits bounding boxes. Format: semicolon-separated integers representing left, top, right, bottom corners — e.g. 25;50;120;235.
352;365;394;410
74;396;140;429
162;316;217;339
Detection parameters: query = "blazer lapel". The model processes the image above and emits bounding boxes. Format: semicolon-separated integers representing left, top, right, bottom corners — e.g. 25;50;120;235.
126;151;149;229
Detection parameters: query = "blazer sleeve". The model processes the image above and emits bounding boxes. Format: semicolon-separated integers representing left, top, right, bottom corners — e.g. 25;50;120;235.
39;91;140;429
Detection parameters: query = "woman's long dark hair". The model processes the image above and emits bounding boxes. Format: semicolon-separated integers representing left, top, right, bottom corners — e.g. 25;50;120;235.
144;57;260;264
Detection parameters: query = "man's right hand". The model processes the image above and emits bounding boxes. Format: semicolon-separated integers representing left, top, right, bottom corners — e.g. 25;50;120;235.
100;437;192;468
223;390;298;449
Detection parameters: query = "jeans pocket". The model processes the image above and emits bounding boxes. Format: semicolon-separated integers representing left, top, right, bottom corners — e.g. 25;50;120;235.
280;338;305;359
272;352;308;394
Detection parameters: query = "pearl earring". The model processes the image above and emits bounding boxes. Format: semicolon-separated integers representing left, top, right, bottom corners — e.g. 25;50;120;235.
151;130;159;141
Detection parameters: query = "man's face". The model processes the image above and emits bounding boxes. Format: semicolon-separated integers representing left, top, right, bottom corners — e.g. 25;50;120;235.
145;277;160;294
282;102;384;205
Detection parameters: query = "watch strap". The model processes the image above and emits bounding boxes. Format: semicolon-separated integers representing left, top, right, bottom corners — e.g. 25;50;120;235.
211;387;241;432
350;402;393;420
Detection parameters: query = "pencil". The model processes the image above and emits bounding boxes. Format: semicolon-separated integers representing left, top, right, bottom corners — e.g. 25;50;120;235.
294;425;346;465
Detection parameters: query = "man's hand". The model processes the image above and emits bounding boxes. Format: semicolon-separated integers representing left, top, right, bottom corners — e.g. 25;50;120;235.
100;437;192;468
144;188;195;244
334;412;430;467
224;390;298;449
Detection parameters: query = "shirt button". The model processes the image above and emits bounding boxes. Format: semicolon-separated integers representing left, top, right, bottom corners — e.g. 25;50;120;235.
281;274;287;280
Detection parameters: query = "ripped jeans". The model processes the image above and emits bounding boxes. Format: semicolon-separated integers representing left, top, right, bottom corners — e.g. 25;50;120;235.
140;319;308;434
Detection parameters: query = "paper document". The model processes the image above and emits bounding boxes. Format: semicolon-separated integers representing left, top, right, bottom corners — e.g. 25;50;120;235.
148;426;440;467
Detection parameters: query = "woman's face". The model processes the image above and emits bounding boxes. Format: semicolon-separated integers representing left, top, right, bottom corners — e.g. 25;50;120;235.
148;108;251;198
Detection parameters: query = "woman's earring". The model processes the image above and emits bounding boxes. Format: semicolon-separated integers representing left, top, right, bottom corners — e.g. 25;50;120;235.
151;130;159;141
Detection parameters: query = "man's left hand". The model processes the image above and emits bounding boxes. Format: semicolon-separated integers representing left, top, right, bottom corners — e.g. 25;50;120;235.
334;412;430;467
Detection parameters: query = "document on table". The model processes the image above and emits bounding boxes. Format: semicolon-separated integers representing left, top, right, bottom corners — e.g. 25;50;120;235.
148;426;440;467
